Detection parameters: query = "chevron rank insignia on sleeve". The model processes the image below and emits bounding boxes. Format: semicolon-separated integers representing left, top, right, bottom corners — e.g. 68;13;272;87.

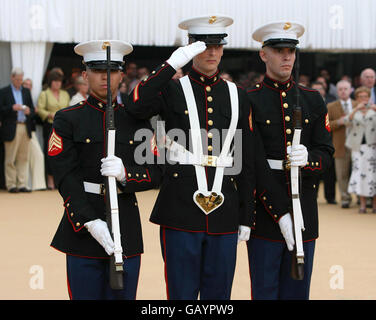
48;128;63;156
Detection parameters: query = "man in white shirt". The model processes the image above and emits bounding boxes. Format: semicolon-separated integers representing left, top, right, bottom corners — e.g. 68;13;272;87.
327;80;356;208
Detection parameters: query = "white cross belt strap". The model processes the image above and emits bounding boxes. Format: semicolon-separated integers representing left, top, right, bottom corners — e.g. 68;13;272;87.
179;75;239;215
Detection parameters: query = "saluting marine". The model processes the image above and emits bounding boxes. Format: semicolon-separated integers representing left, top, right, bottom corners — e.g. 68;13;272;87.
49;40;162;300
127;15;285;300
245;22;334;299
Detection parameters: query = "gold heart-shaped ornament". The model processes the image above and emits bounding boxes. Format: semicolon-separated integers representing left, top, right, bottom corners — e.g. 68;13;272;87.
193;191;224;215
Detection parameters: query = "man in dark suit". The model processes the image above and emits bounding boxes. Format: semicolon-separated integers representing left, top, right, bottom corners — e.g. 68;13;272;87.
0;68;34;193
311;80;337;204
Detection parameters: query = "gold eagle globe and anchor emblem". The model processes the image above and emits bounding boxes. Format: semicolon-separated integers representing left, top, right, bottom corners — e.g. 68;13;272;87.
283;22;292;30
209;16;217;24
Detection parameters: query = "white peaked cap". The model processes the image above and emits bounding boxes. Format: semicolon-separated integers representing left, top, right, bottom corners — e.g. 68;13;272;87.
252;21;305;46
74;40;133;63
179;14;233;35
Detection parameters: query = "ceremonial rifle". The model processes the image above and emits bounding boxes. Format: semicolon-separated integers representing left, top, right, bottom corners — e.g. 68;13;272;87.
103;42;124;289
290;47;305;280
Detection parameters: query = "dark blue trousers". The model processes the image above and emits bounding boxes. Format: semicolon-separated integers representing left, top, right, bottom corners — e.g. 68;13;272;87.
247;238;315;300
160;227;238;300
66;254;141;300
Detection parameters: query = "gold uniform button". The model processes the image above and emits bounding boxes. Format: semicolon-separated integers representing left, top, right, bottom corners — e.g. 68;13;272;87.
79;101;84;105
287;141;292;146
184;110;189;115
316;162;319;166
214;77;217;82
161;64;165;67
208;132;213;139
86;138;91;143
208;120;213;126
269;205;272;209
173;173;178;178
281;92;286;97
285;116;290;122
76;222;80;227
313;184;316;188
208;145;213;152
152;71;156;74
256;84;260;88
286;129;292;134
200;76;205;82
98;102;103;108
143;174;147;178
305;119;309;124
66;203;70;207
266;120;271;124
128;173;132;177
274;215;278;219
274;83;279;88
283;103;289;108
287;83;290;88
206;86;211;92
208;108;213;114
263;196;267;201
129;140;134;144
70;212;74;217
207;96;213;102
136;173;139;177
135;202;138;206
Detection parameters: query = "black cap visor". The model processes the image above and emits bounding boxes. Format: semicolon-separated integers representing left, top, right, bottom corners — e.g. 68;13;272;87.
189;34;228;45
262;38;299;48
85;60;124;71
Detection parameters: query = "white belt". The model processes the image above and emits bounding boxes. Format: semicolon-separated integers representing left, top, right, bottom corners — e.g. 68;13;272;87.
168;140;234;168
83;181;123;195
267;159;284;170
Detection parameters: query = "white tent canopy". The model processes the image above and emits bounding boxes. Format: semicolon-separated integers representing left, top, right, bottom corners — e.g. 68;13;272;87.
1;0;376;50
0;0;375;97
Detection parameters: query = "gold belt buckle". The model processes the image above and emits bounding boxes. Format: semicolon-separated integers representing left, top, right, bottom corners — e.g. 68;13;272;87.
283;159;291;171
204;155;217;167
100;184;106;195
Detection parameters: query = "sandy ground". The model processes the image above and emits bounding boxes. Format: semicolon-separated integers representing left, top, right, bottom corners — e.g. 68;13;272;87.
0;183;375;300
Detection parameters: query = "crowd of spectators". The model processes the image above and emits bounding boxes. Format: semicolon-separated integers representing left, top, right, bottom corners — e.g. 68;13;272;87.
1;60;375;214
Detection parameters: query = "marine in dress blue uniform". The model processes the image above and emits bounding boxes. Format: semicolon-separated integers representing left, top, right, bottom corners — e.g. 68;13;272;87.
49;40;162;300
127;15;286;300
246;22;334;300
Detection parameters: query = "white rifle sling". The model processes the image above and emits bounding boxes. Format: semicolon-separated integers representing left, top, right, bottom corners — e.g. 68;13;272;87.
290;128;305;263
179;76;239;215
107;129;124;268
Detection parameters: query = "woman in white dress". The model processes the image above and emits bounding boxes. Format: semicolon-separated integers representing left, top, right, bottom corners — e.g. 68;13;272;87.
345;86;376;213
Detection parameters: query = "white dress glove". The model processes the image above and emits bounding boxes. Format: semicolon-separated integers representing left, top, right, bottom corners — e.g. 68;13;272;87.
278;213;295;251
166;41;207;70
238;225;251;243
84;219;114;255
287;144;308;167
100;155;126;182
